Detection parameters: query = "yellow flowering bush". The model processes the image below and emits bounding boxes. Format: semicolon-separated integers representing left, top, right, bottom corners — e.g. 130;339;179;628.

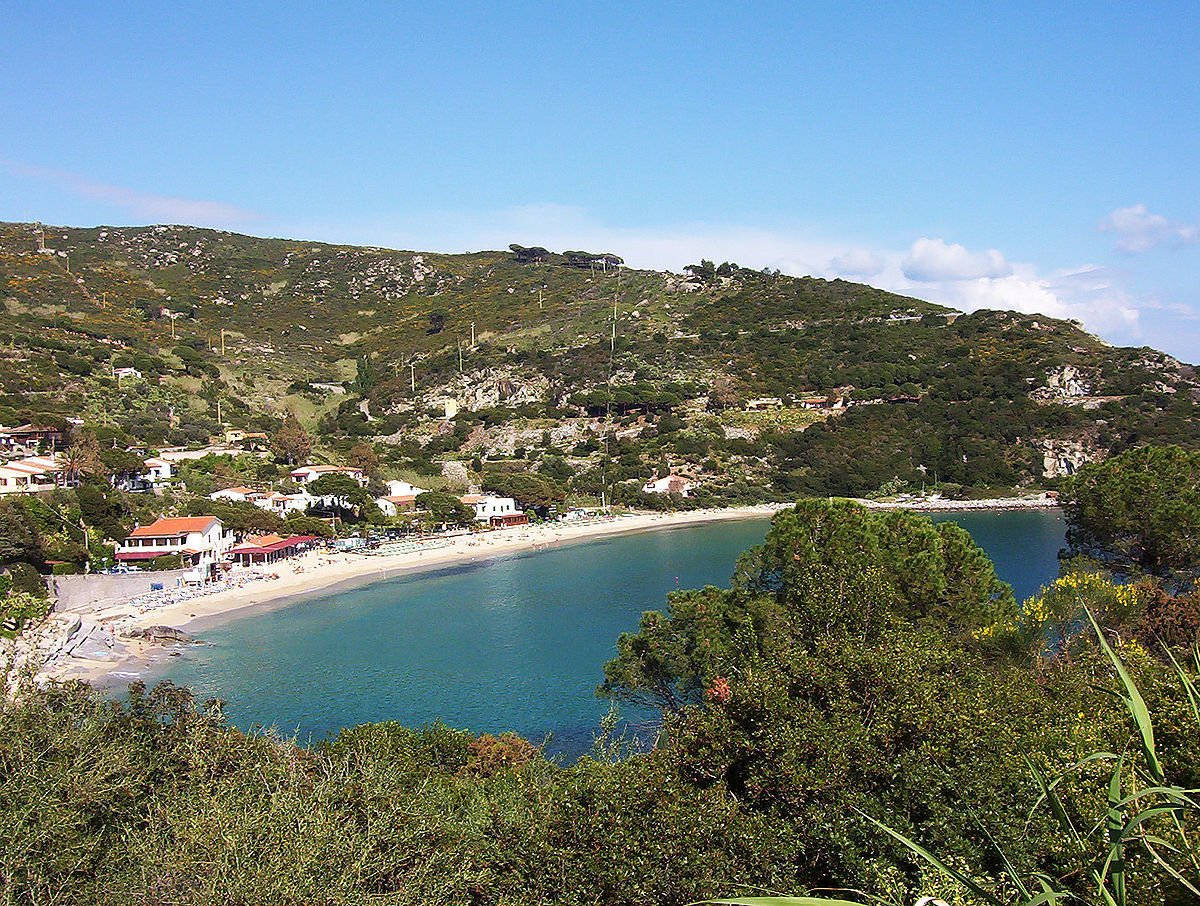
976;569;1142;657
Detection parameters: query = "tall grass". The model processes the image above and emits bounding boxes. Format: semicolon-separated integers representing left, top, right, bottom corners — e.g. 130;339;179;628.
707;615;1200;906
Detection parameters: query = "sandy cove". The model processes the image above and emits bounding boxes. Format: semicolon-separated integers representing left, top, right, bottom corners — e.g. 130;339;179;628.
38;505;785;686
29;496;1057;687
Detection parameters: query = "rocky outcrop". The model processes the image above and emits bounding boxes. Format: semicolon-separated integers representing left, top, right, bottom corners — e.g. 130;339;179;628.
435;366;550;411
1035;365;1091;400
1039;438;1096;479
1;613;84;692
127;625;194;643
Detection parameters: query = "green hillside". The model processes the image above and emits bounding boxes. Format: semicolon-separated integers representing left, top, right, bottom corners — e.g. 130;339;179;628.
2;221;1197;501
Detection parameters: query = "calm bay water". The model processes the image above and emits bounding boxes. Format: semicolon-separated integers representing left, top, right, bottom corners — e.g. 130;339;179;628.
148;508;1065;758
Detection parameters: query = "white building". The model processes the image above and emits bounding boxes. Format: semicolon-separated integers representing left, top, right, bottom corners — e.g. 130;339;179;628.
0;455;65;496
143;457;173;486
642;474;696;497
375;494;419;518
384;479;428;497
290;465;367;487
115;516;233;575
209;486;262;503
255;491;319;516
459;494;526;525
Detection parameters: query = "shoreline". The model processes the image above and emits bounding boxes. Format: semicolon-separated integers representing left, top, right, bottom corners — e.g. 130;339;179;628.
25;495;1059;688
37;505;785;686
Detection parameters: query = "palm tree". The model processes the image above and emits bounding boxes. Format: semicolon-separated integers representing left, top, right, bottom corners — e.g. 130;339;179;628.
58;446;87;487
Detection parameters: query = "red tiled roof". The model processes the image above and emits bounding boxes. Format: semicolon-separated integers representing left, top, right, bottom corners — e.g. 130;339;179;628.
127;517;219;538
230;534;316;555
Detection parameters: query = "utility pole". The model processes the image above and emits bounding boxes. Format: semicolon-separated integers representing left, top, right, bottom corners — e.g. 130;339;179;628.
458;339;463;373
410;363;415;393
611;295;617;354
170;317;176;340
220;328;226;356
537;288;543;310
470;321;476;346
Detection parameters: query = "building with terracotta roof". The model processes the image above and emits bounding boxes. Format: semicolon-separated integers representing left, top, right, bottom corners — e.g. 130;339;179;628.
641;474;696;497
459;494;526;526
375;494;419;518
0;424;66;456
0;454;66;495
115;516;232;575
228;533;317;566
209;486;262;503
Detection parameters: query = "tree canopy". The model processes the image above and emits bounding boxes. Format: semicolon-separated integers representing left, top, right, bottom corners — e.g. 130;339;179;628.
270;412;312;466
483;471;566;517
415;491;475;528
1060;444;1200;577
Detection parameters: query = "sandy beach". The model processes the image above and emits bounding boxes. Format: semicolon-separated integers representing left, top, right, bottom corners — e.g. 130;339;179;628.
20;494;1058;687
35;505;785;686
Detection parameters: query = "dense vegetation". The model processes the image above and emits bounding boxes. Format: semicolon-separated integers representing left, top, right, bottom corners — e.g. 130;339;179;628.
3;222;1199;508
3;486;1199;904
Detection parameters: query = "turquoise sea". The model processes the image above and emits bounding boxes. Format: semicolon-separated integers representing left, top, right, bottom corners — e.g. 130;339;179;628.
147;508;1066;759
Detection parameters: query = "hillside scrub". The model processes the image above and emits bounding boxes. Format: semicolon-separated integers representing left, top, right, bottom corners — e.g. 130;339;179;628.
3;223;1200;505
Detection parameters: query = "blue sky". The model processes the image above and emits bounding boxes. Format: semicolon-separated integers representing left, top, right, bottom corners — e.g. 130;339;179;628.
3;2;1199;360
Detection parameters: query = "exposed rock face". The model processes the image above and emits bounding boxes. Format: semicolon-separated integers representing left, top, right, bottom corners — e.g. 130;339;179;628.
440;460;470;492
1036;365;1091;399
1040;438;1096;479
2;613;83;692
441;367;550;410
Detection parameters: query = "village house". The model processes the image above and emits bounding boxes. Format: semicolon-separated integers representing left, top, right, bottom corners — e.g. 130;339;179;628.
115;516;233;576
384;479;428;498
289;465;368;487
224;429;270;449
0;455;66;496
0;424;66;456
209;486;265;504
118;456;175;492
255;490;319;516
143;456;173;486
642;474;696;497
797;396;830;410
374;494;419;518
744;398;783;411
459;494;528;527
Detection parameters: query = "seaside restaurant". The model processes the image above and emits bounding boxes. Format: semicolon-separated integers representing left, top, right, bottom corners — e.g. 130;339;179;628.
227;534;318;567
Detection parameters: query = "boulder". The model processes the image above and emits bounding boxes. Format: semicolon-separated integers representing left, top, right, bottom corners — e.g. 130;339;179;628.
130;625;194;643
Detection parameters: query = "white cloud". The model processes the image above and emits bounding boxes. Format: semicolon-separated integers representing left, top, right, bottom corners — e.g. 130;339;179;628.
0;159;260;227
829;248;885;276
1099;204;1199;253
900;237;1011;281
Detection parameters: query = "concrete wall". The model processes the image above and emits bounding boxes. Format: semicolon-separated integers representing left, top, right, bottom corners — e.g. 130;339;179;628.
51;569;195;612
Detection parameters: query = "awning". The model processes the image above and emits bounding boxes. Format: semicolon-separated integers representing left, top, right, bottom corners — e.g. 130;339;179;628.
229;535;317;556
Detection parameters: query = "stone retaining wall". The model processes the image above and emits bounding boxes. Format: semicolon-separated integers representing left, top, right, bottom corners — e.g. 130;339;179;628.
51;569;195;612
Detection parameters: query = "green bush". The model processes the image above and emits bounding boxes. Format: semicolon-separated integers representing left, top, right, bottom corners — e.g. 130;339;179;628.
4;561;47;598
